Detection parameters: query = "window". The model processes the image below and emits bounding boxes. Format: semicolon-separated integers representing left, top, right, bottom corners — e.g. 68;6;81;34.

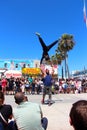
4;63;7;68
15;64;18;68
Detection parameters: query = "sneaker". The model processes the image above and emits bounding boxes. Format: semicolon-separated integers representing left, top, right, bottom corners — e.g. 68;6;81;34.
35;32;40;36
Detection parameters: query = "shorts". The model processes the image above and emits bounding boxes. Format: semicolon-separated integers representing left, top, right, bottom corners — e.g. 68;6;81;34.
25;84;30;91
43;86;52;95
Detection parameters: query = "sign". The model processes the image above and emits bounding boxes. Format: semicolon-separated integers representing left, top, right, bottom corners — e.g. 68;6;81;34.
22;68;41;75
4;70;22;78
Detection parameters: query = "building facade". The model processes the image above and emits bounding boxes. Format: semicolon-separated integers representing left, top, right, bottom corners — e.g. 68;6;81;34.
0;59;40;71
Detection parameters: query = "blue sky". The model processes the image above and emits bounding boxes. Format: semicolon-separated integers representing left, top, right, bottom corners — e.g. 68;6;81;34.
0;0;87;73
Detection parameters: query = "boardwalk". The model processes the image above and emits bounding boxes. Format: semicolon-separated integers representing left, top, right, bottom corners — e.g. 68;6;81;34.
5;93;87;130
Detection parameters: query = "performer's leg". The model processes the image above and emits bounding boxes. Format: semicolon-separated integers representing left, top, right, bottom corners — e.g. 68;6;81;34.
36;32;47;50
47;40;58;51
48;87;52;106
41;93;45;104
41;87;46;104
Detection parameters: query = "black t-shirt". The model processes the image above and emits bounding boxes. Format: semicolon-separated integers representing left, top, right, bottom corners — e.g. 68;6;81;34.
0;104;12;129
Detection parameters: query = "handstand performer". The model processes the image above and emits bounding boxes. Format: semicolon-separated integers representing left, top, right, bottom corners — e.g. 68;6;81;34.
36;32;58;64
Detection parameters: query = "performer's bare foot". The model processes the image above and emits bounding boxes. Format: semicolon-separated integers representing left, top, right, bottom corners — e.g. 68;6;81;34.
35;32;40;36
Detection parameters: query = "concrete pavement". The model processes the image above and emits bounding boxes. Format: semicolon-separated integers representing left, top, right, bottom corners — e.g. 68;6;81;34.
4;93;87;130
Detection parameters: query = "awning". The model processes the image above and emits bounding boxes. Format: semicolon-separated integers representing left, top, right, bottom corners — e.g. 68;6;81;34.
4;70;22;78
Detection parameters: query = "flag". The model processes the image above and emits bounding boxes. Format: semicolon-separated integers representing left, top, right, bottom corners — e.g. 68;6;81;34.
83;0;87;27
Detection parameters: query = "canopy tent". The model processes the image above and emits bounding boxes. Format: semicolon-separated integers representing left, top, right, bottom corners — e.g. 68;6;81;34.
4;70;22;78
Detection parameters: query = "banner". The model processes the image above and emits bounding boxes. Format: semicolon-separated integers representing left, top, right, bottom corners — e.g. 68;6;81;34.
22;68;41;75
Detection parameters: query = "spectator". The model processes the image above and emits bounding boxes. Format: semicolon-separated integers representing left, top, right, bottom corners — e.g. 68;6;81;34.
13;92;48;130
1;77;8;94
69;100;87;130
0;91;17;130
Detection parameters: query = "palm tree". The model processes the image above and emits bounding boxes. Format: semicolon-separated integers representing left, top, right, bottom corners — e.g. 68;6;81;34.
50;52;64;65
58;34;75;79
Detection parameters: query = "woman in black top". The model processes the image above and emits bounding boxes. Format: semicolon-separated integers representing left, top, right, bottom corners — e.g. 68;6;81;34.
0;91;13;130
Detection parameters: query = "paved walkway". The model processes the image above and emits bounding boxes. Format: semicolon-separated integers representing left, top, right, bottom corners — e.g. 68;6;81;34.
4;93;87;130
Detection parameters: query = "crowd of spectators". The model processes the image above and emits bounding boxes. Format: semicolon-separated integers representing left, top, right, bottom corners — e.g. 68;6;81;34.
0;74;87;130
0;75;87;95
